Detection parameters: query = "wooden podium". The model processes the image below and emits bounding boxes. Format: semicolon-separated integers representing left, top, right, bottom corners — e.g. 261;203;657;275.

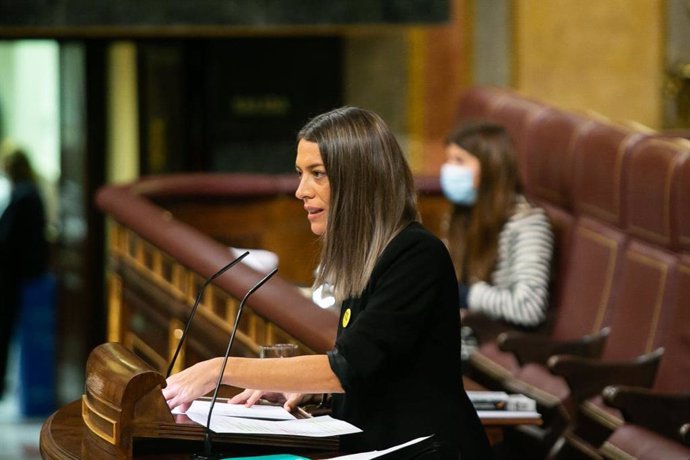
41;343;541;458
40;342;338;459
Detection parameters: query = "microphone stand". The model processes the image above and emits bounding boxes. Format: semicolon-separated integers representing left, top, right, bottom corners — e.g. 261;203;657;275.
192;267;279;460
166;251;250;379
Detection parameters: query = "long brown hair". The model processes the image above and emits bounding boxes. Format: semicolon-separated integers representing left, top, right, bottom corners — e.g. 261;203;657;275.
445;121;520;283
298;107;419;303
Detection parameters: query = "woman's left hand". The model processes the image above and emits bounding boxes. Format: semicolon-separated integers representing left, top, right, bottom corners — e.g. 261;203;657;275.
229;388;306;412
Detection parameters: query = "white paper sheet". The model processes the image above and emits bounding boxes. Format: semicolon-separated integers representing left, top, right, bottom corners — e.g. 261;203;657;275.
184;399;296;420
323;435;433;459
184;411;362;437
477;410;541;419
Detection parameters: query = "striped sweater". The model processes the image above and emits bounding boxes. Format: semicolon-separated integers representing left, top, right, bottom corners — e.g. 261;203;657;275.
467;198;554;327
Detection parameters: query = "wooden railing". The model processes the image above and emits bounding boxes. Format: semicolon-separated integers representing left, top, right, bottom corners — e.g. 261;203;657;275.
96;173;447;374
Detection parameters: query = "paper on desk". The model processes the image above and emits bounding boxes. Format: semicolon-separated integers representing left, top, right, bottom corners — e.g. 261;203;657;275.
184;410;362;437
467;391;508;401
477;410;541;419
323;435;432;459
184;399;296;420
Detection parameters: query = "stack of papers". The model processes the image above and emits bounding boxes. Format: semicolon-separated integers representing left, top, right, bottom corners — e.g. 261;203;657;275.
184;400;297;421
467;391;509;410
180;400;362;437
467;391;537;412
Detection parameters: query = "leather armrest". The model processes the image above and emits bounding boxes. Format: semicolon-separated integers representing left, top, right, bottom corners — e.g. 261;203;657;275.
603;385;690;445
497;327;609;366
462;311;553;345
548;348;663;404
461;311;519;344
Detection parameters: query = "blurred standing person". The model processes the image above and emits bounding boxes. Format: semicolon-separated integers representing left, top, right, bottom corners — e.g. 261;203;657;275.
0;148;50;400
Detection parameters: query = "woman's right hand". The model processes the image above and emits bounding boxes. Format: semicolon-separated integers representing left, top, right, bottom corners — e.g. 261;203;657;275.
162;357;223;413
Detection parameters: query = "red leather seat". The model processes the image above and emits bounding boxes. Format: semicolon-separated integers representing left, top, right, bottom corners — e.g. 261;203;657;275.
508;136;689;457
456;90;561;389
494;129;678;456
487;119;639;368
601;424;690;460
450;86;690;459
597;255;690;459
674;140;690;253
577;143;690;459
455;85;550;183
594;262;690;460
463;103;599;390
483;93;550;183
454;86;510;125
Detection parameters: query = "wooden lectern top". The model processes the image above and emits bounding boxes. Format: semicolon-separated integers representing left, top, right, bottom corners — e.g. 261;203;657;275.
41;342;338;459
82;342;174;456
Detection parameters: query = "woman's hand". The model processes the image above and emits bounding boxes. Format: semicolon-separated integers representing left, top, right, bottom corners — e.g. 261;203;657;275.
229;388;308;412
162;357;222;412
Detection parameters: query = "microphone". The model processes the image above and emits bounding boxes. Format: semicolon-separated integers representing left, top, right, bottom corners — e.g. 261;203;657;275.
166;251;250;379
193;267;278;460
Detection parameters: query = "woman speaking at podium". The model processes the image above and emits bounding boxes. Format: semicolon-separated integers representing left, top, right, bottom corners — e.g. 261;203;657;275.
163;107;492;459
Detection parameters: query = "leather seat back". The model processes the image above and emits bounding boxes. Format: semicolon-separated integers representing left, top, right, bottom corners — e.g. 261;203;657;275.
652;138;690;390
521;109;595;318
599;137;687;361
454;85;508;123
672;139;690;253
548;121;639;340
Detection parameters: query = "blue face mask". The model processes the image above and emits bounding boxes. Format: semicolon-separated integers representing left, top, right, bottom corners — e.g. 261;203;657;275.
440;163;477;205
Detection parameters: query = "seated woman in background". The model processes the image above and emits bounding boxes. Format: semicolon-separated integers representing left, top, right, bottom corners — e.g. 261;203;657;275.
440;121;554;329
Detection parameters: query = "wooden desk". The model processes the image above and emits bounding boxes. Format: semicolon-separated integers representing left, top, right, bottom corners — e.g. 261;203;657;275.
41;395;541;459
41;400;341;460
41;343;540;459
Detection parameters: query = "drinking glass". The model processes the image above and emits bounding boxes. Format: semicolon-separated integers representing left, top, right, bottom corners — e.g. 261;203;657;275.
258;343;299;358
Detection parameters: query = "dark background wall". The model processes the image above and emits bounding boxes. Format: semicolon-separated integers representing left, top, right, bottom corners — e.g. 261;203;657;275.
0;0;449;29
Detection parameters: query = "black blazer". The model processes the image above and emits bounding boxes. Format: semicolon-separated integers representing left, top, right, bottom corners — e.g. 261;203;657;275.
327;222;492;459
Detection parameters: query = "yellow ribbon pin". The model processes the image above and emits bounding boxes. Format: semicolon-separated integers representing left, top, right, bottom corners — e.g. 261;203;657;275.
342;308;351;328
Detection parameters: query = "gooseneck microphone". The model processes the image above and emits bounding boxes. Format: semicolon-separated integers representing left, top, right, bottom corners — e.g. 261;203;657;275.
166;251;250;379
193;267;278;460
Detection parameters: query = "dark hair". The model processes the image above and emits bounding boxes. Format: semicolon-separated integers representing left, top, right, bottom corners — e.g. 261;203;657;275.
3;148;36;184
298;106;419;302
445;121;520;282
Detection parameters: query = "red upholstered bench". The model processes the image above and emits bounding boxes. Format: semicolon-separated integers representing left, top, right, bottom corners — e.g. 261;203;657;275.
454;86;690;459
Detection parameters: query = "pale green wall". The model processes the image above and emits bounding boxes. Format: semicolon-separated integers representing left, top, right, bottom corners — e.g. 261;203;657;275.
0;41;60;226
0;41;60;182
